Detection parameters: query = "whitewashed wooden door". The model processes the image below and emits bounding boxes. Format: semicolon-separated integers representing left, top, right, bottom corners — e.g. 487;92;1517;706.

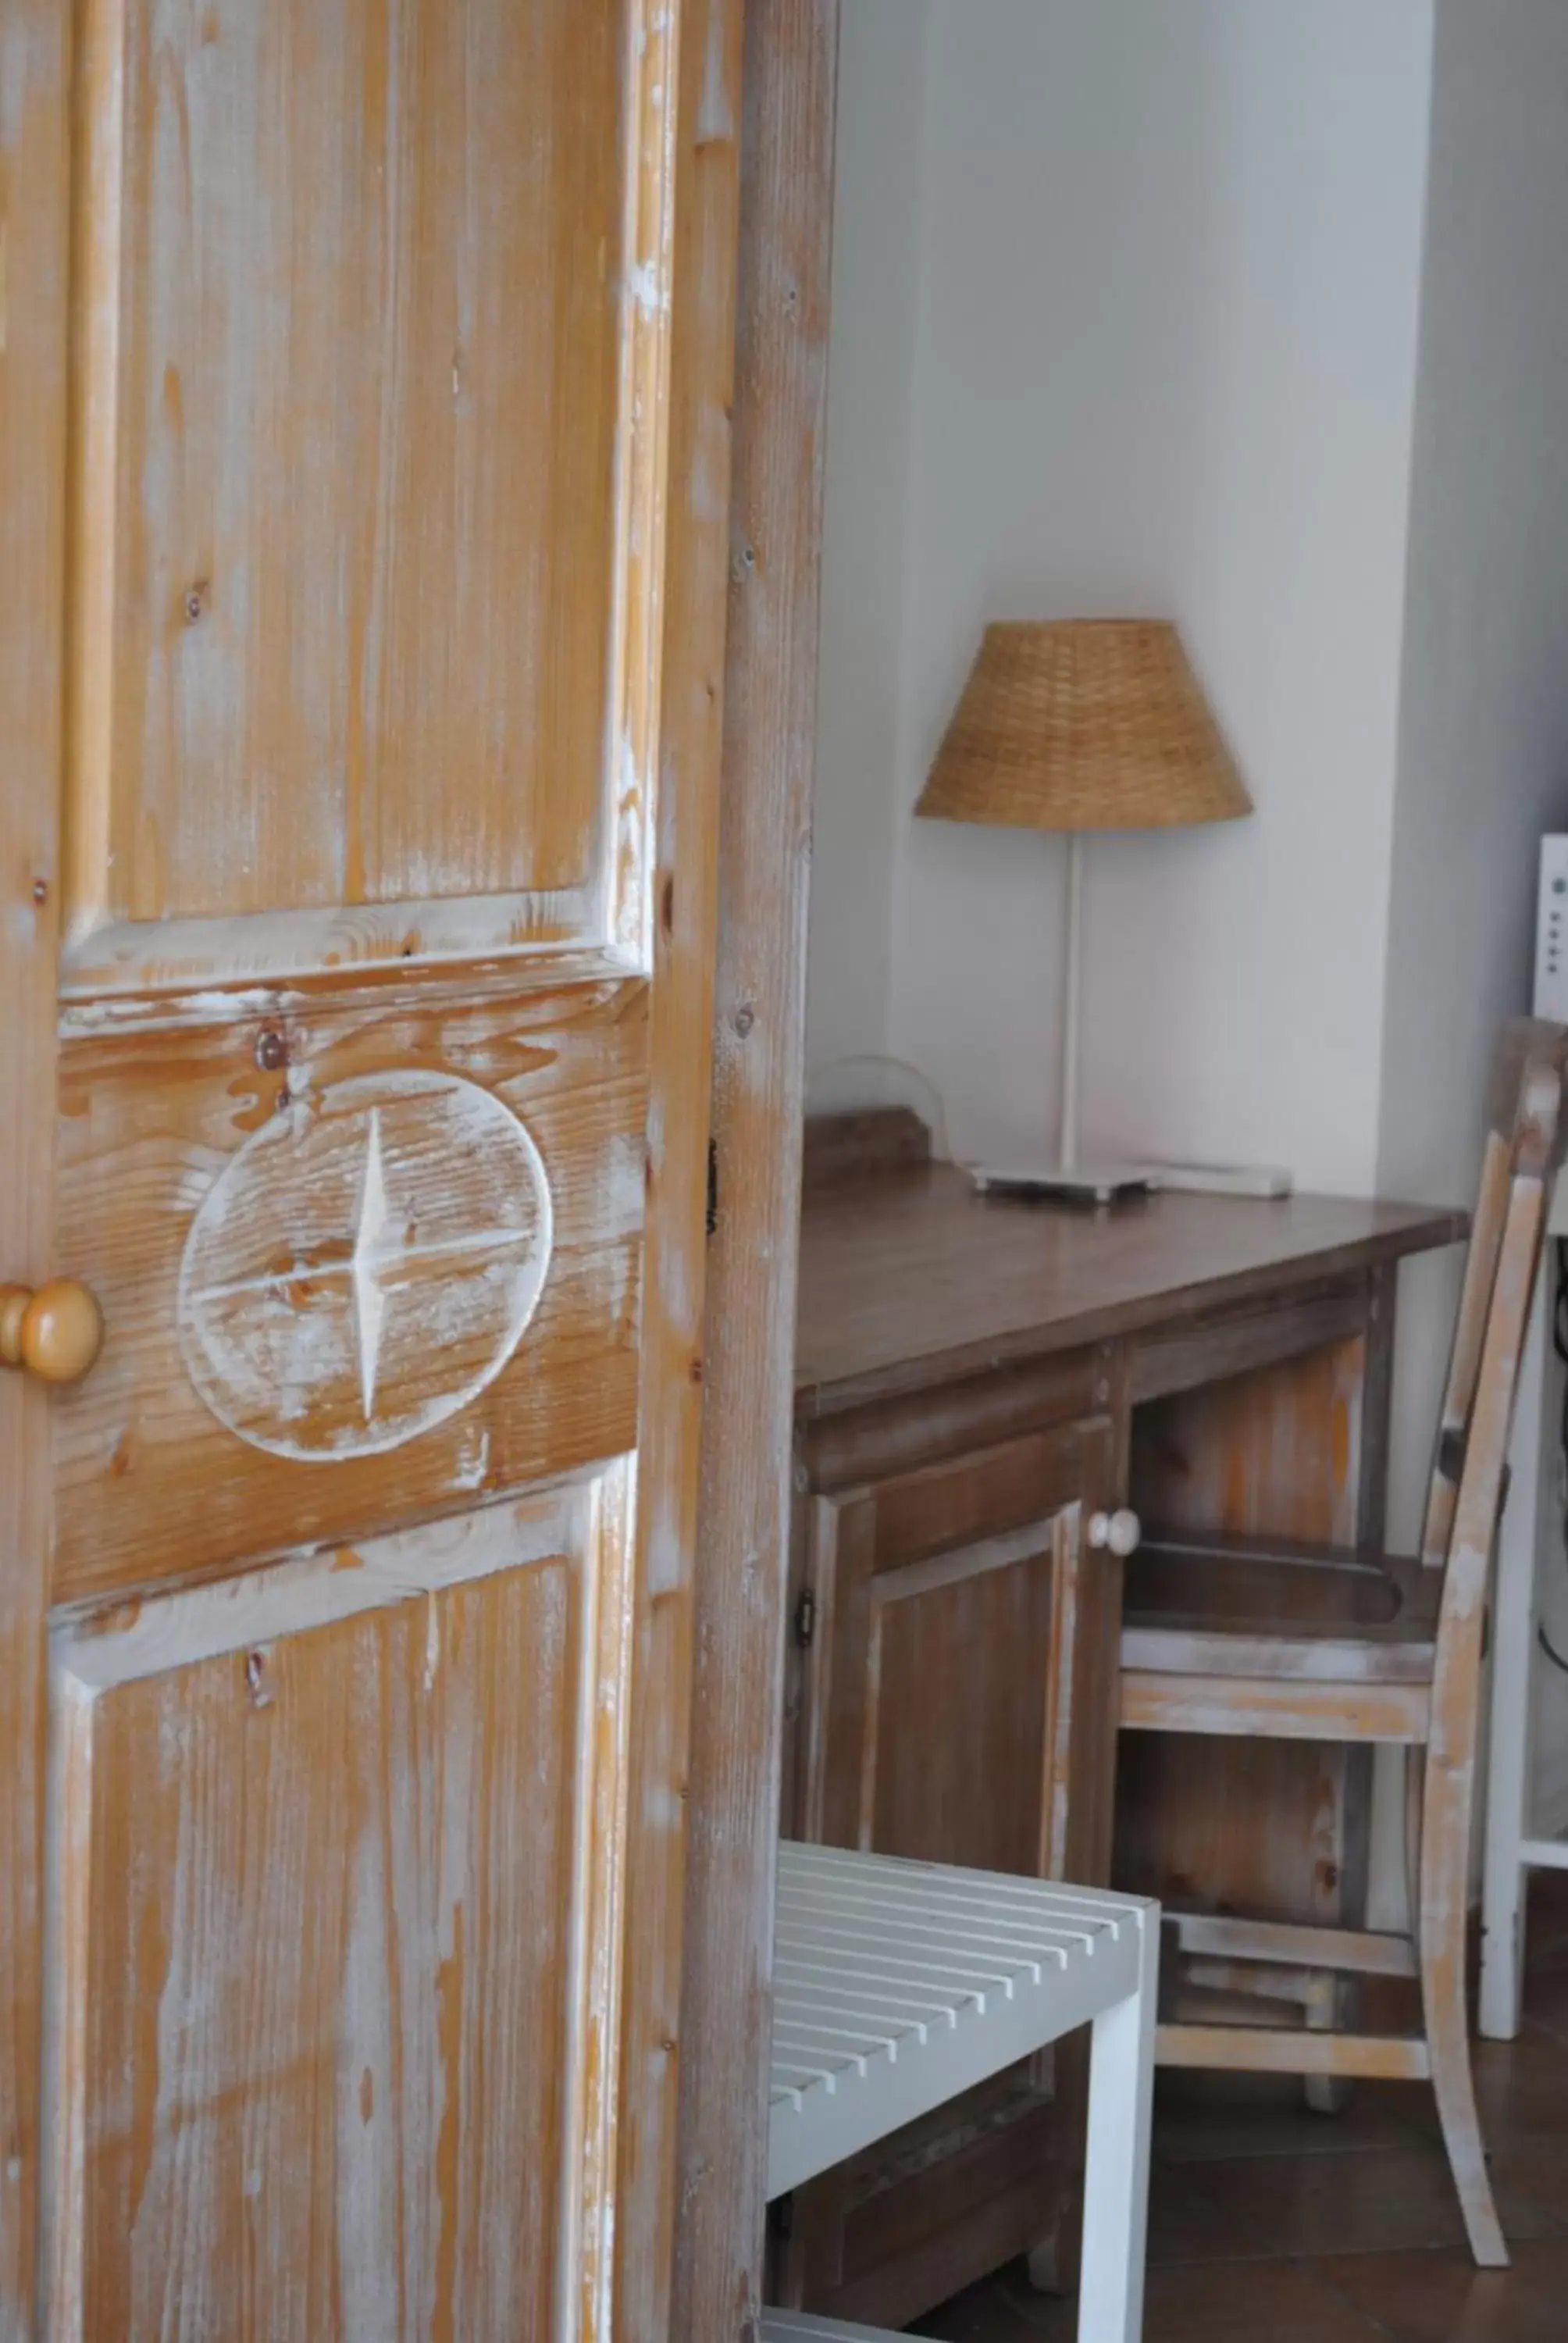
0;2;742;2335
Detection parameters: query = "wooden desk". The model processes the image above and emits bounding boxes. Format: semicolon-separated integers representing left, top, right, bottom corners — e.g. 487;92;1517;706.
775;1132;1463;2328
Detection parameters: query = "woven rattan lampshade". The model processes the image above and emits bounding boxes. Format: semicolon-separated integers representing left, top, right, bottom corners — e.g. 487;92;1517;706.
916;619;1251;833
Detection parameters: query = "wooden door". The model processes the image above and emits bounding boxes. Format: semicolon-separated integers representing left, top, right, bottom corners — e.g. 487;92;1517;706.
798;1419;1116;1882
1;4;741;2337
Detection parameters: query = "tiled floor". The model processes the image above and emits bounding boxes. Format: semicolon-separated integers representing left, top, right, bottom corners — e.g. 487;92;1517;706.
918;1876;1568;2341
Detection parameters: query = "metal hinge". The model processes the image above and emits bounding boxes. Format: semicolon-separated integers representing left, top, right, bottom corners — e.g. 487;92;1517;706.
794;1589;816;1648
706;1137;718;1237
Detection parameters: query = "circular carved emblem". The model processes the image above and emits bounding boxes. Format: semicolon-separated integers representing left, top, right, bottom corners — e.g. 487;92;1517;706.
179;1072;553;1460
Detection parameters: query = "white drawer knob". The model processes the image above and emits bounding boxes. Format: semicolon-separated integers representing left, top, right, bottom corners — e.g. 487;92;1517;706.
1088;1508;1142;1558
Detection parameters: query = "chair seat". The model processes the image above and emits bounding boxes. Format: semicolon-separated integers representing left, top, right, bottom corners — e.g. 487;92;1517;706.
1128;1531;1439;1621
1122;1530;1442;1690
1120;1612;1438;1685
1119;1561;1440;1742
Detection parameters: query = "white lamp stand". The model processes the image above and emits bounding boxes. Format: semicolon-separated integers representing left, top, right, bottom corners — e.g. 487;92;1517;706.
970;835;1154;1208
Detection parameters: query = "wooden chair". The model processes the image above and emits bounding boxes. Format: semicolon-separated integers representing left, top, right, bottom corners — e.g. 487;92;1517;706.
1117;1018;1568;2269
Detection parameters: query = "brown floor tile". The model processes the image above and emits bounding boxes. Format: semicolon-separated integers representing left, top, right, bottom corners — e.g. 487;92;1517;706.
914;2261;1074;2340
1153;2070;1426;2164
1135;2259;1382;2341
916;2256;1380;2343
1489;2139;1568;2232
1522;1963;1568;2039
1388;2020;1568;2153
1523;1872;1568;1971
1317;2237;1568;2341
1144;2141;1559;2263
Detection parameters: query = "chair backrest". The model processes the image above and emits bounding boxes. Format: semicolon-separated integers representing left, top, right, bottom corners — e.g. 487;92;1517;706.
1420;1019;1568;1585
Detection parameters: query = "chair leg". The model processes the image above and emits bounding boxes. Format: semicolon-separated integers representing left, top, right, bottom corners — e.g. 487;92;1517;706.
1303;1974;1354;2115
1419;1756;1508;2268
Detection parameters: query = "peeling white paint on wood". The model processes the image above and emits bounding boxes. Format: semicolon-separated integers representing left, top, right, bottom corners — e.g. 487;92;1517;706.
46;1550;587;2337
53;1475;597;1691
62;887;598;998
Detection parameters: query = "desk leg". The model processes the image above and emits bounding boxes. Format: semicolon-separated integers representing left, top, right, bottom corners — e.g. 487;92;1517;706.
1077;1910;1158;2343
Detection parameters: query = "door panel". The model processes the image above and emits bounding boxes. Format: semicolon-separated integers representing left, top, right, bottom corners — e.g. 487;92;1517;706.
2;0;743;2334
69;0;618;933
868;1535;1057;1874
801;1420;1114;1878
50;1491;590;2342
54;969;644;1600
63;0;678;994
69;0;623;934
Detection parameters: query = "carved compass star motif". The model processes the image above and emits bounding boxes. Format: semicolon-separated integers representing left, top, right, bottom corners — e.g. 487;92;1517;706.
178;1072;555;1462
351;1110;393;1422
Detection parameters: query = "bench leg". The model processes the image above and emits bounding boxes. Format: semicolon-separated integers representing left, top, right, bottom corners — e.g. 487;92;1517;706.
1077;1915;1157;2343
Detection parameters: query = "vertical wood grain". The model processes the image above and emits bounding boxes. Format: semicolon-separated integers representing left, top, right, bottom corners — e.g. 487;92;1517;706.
60;0;123;945
1423;1132;1511;1567
52;1562;581;2342
1358;1262;1399;1549
66;0;625;933
865;1535;1057;1872
558;1460;636;2343
605;0;679;961
613;0;744;2332
1064;1345;1132;1895
41;1677;93;2343
796;1496;850;1846
0;1;71;2325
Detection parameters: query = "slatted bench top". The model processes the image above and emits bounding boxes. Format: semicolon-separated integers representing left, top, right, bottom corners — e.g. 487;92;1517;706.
768;1840;1156;2202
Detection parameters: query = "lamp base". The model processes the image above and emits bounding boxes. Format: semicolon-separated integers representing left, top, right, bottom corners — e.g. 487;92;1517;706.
969;1161;1156;1209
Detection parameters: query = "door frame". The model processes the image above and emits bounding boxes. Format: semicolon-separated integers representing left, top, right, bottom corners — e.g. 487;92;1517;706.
676;4;842;2337
1;5;72;2327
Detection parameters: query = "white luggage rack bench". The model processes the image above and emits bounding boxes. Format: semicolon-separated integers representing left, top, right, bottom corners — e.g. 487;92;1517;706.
764;1842;1160;2343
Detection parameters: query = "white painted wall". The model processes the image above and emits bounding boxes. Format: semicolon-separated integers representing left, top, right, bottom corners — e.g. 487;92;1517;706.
804;0;930;1080
811;0;1435;1195
1377;0;1568;1838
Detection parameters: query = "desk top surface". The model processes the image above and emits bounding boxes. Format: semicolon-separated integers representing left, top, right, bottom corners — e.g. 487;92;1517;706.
795;1164;1465;1416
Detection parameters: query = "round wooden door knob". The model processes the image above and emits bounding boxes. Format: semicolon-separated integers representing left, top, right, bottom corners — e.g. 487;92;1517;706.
0;1279;105;1385
1088;1507;1142;1558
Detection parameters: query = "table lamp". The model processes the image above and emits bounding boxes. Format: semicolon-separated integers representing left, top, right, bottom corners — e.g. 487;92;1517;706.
915;619;1254;1205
